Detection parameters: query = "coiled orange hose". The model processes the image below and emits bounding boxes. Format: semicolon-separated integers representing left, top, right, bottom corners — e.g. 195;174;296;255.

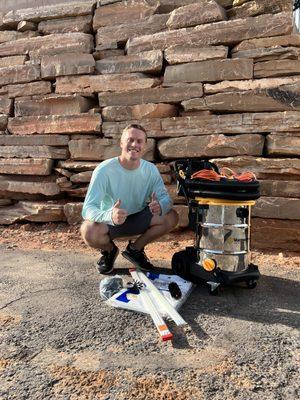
191;167;256;182
191;169;222;181
220;167;256;182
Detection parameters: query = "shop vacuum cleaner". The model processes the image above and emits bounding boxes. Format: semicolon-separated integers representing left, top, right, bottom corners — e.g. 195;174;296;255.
172;159;261;295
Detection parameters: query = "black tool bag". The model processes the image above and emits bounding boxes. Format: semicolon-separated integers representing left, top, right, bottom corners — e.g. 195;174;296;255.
174;159;260;201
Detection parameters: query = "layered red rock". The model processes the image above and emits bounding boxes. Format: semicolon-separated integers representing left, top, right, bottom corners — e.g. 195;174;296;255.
167;184;185;204
164;45;228;65
41;53;95;79
56;176;72;188
157;0;233;13
204;76;300;94
182;90;300;112
161;112;300;136
0;0;298;247
232;34;300;52
163;59;253;85
0;175;60;196
254;60;300;78
70;171;93;183
8;114;101;135
1;81;52;98
56;73;160;94
0;158;53;175
166;1;227;29
157;134;264;159
266;133;300;156
228;0;292;19
102;103;178;121
126;12;292;54
0;96;13;115
15;94;95;117
0;115;8;130
60;186;87;197
95;14;168;47
260;180;300;198
98;83;203;106
93;0;158;30
0;30;39;43
95;50;163;74
161;174;172;184
57;160;99;171
0;134;69;146
156;163;171;174
2;2;96;25
64;202;83;224
253;197;300;220
251;218;300;251
232;46;300;62
93;49;124;60
173;205;189;228
38;15;93;34
0;33;93;57
0;201;66;224
0;146;69;159
0;55;27;68
0;64;40;86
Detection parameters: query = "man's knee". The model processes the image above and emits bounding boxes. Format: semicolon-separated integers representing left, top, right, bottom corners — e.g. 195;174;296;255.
149;209;179;231
156;209;179;233
80;220;109;246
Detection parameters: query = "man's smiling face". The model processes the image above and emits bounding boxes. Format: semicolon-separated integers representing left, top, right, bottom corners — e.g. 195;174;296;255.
120;127;147;162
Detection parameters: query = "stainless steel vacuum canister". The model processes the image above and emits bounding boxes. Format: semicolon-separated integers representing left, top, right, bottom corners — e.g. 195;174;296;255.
197;199;255;272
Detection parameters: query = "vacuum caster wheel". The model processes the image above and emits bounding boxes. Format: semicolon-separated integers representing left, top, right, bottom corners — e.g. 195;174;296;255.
246;279;257;289
208;282;220;296
171;250;190;280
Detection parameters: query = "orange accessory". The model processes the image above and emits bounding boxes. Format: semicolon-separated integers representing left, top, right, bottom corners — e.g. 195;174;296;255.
190;167;256;182
220;167;256;182
191;169;222;181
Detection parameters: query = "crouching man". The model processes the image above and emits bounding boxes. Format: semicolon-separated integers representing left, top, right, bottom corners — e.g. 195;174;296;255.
80;124;179;274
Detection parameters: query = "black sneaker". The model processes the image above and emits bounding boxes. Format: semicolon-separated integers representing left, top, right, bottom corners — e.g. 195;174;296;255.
95;242;119;275
121;241;155;271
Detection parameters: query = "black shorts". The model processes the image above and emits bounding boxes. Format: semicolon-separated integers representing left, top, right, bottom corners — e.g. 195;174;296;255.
108;206;153;240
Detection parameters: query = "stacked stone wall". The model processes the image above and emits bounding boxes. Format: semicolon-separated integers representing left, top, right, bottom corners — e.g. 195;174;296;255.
0;0;299;251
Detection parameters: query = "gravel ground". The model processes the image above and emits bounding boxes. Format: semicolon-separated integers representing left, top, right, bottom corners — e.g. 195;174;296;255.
0;241;299;400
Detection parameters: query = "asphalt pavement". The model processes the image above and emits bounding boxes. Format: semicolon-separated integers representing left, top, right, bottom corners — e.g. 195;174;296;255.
0;246;299;400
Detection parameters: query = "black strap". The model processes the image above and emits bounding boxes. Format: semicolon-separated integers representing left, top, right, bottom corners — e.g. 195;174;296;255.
294;0;300;11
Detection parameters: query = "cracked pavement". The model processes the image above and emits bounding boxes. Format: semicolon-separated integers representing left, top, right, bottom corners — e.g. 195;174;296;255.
0;245;299;399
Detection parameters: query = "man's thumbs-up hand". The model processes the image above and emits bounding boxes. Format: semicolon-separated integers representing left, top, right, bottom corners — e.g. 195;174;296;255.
149;192;161;216
112;199;128;225
114;199;121;209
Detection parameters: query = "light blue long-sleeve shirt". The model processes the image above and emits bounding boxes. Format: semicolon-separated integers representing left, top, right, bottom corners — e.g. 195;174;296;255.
82;157;172;225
